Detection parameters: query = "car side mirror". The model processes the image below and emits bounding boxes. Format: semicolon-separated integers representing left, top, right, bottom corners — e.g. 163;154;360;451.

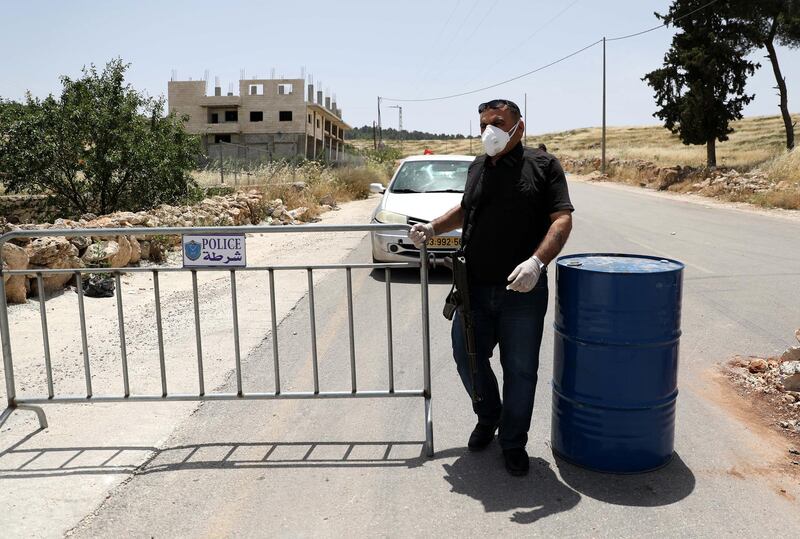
369;183;385;194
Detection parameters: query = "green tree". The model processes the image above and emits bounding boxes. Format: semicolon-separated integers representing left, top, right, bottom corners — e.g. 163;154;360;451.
0;58;199;216
643;0;757;167
727;0;800;149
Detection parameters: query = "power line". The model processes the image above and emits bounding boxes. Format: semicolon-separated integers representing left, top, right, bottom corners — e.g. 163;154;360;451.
383;38;602;102
458;0;581;90
382;0;722;103
607;0;721;41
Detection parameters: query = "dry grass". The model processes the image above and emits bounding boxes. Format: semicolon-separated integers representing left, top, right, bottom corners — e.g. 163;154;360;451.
759;147;800;187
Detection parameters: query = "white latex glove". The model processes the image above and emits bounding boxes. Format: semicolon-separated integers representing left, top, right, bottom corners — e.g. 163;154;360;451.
408;223;435;248
506;256;544;292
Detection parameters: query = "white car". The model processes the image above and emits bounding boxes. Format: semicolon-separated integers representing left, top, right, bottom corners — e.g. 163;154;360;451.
370;154;474;263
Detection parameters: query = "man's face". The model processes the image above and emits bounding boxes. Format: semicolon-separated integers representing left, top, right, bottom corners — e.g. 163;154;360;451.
479;105;517;135
479;105;522;156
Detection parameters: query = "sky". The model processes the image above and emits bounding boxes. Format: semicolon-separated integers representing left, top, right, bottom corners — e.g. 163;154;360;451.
2;0;799;137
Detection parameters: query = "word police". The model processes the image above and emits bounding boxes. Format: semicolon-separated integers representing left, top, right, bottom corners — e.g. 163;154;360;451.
202;237;243;251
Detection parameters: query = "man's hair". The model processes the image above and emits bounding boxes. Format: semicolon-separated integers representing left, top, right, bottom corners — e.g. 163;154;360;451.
538;143;547;152
478;99;521;121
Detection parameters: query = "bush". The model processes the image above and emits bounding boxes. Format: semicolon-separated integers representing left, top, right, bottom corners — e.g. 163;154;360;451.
0;58;200;217
332;166;383;200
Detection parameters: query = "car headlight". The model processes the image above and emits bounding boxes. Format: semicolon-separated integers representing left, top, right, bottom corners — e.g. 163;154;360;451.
374;210;408;224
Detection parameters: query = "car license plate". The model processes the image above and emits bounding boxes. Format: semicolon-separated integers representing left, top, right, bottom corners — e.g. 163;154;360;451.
427;236;460;249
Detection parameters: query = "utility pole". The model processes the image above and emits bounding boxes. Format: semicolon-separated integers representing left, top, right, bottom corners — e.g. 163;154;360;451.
377;96;383;148
524;92;528;146
601;36;607;175
372;121;377;150
388;105;403;151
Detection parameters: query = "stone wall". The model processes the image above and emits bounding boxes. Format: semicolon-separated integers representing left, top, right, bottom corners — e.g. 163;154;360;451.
1;190;319;304
0;195;58;224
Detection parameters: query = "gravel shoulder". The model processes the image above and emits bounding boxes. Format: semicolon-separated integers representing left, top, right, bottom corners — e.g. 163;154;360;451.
0;196;381;538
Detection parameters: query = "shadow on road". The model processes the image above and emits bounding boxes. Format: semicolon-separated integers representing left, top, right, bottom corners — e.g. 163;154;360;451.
554;451;696;506
369;267;452;285
442;449;581;524
0;440;446;479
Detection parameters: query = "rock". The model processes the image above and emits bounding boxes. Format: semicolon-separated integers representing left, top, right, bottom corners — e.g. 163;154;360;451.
748;358;768;374
82;240;120;267
80;213;98;221
781;360;800;375
784;393;799;404
288;207;308;221
30;254;83;294
2;243;29;304
26;237;78;266
139;241;151;261
795;328;800;344
291;181;308;191
319;194;336;207
782;347;800;363
112;235;132;267
69;236;93;252
128;236;142;265
784;373;800;392
656;168;681;190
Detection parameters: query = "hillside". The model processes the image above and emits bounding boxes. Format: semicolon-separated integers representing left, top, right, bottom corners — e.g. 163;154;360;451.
349;114;800;209
351;114;799;170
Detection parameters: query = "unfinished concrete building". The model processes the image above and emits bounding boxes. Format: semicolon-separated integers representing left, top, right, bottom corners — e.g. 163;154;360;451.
168;76;350;161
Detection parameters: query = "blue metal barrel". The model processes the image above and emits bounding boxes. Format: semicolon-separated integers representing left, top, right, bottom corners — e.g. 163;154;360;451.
551;254;684;473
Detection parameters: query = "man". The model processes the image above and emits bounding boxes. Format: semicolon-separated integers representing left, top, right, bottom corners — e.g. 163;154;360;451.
409;99;574;476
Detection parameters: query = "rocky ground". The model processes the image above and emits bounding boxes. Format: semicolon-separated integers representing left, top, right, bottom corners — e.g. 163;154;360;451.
724;329;800;464
561;156;795;197
1;188;333;304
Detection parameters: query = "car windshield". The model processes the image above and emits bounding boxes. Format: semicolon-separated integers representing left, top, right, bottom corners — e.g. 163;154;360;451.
390;160;470;193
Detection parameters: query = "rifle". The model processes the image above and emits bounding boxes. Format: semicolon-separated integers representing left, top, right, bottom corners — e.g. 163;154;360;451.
444;253;481;403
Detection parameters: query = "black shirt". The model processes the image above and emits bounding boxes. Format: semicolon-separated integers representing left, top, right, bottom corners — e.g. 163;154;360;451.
461;143;574;285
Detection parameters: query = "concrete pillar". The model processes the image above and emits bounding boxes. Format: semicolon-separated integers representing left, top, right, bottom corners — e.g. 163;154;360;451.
307;84;314;103
304;108;309;158
312;110;317;158
325;96;331;110
317;90;323;106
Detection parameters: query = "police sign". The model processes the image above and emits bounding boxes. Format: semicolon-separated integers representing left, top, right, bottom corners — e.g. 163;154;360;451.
182;234;246;268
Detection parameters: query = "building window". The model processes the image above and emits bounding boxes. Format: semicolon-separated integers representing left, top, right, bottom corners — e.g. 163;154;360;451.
249;84;264;95
279;111;292;122
316;119;320;128
250;111;263;122
214;134;231;144
278;83;294;95
325;120;331;132
308;114;312;123
210;113;219;124
224;110;238;122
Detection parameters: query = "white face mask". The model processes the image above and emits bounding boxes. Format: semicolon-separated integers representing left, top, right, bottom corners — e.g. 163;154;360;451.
481;120;520;156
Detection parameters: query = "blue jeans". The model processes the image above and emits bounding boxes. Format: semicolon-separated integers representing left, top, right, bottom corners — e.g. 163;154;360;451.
451;277;548;450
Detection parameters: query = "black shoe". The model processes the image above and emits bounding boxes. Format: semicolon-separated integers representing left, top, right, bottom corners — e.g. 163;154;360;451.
503;448;530;476
467;422;498;451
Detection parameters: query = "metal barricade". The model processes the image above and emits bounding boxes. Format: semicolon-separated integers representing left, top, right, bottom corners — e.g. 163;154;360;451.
0;224;434;456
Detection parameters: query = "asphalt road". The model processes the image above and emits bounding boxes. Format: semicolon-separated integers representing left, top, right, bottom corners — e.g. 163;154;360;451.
65;180;800;537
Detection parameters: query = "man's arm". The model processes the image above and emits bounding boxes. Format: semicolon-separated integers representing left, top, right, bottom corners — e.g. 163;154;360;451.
533;210;573;265
430;204;464;235
506;210;573;292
